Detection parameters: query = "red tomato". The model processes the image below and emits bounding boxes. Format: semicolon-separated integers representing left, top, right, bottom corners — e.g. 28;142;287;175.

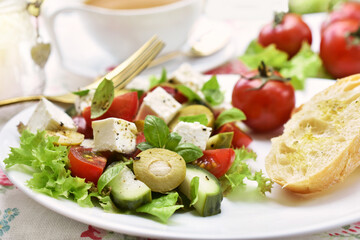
217;122;252;148
68;147;107;184
258;13;312;58
193;148;235;178
232;66;295;133
126;132;146;159
139;85;188;105
83;91;139;128
320;19;360;79
321;2;360;34
72;115;93;139
204;59;249;75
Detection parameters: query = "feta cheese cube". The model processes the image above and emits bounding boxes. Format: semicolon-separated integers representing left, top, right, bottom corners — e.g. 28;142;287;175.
170;63;206;92
136;87;182;124
173;121;212;150
74;89;95;114
27;98;76;133
92;118;137;154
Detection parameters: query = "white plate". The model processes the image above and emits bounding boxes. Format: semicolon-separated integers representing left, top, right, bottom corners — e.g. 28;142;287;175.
2;76;360;240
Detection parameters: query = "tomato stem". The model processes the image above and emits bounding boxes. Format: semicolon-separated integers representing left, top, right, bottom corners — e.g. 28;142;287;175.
273;12;286;27
247;61;290;90
348;26;360;46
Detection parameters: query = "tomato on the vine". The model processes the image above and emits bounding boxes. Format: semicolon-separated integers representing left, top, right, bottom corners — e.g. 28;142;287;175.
320;19;360;79
68;146;107;184
193;148;235;178
321;1;360;34
258;12;312;58
232;62;295;133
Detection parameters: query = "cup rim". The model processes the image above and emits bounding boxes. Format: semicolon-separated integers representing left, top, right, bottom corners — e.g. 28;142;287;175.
81;0;201;15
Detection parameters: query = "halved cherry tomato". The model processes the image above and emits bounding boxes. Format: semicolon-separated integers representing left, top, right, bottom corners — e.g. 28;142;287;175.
216;122;252;148
72;115;93;139
193;148;235;178
83;91;139;128
139;85;188;105
126;132;146;159
68;146;107;184
258;13;312;58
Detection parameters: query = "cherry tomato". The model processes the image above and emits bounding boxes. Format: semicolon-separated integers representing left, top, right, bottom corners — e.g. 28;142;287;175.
204;59;249;75
258;13;312;58
72;115;93;139
193;148;235;178
139;85;188;105
321;2;360;34
232;63;295;133
83;91;139;128
68;146;107;184
216;122;252;148
320;19;360;79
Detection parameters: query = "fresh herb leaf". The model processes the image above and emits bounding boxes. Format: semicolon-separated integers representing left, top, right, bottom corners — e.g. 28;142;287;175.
72;89;90;97
215;108;246;129
164;132;182;151
280;42;324;90
149;68;167;89
201;76;224;106
137;142;155;152
4;130;93;207
239;40;288;70
91;78;114;119
189;176;199;207
143;115;169;148
97;162;131;193
220;147;272;195
136;192;183;223
176;85;202;102
174;143;203;163
179;114;208;126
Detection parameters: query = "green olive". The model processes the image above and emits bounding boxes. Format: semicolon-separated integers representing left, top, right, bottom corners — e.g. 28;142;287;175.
206;132;234;150
133;148;186;193
169;104;215;130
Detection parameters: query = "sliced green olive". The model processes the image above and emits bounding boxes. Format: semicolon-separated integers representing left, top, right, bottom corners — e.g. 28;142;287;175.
133;148;186;193
134;120;145;132
206;132;234;150
169;104;215;130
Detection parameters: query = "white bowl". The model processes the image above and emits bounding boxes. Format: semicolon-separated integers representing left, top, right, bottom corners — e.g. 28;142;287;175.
42;0;203;63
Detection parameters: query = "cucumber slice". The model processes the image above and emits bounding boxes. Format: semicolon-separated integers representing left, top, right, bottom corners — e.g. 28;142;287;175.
179;165;223;217
107;166;151;210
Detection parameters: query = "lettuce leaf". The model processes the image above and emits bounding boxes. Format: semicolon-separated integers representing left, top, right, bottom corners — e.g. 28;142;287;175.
220;148;273;195
239;40;328;90
136;192;183;223
280;42;326;90
239;40;288;70
4;130;93;207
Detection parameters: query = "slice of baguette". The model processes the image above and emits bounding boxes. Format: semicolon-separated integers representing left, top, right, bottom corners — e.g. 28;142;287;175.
265;74;360;194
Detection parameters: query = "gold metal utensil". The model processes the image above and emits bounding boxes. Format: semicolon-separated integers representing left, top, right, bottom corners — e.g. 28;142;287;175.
0;36;164;107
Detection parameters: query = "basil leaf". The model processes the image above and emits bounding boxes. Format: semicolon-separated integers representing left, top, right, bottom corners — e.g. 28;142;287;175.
189;176;199;207
91;78;114;119
201;76;224;106
97;162;129;193
143;115;170;148
174;143;203;163
176;85;202;102
179;114;208;126
215;108;246;129
164;132;182;151
149;68;167;89
72;89;90;97
137;142;155;152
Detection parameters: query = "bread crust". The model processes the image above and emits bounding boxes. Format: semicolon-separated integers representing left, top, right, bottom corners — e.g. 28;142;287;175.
265;74;360;194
